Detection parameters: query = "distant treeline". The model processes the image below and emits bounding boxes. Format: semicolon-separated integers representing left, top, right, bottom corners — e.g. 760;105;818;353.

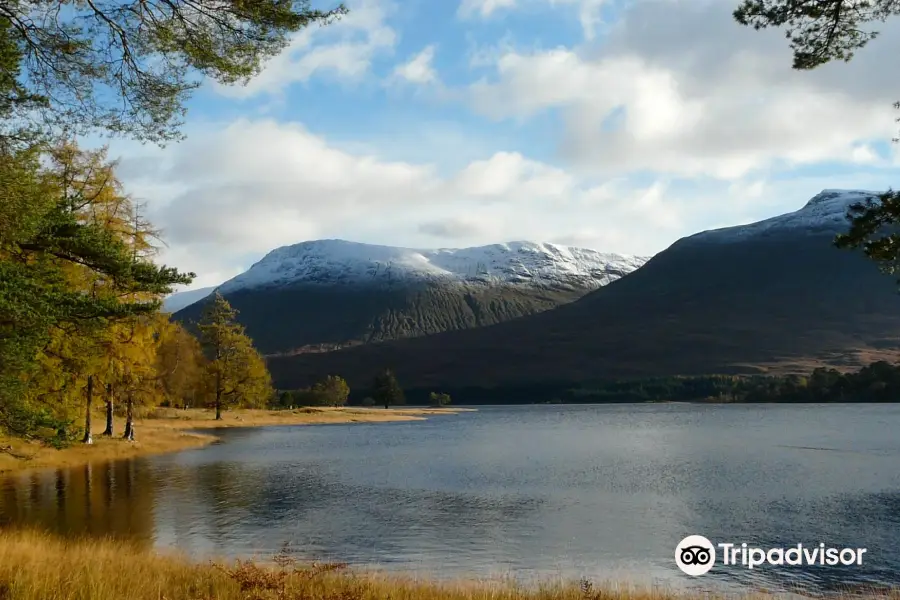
385;361;900;405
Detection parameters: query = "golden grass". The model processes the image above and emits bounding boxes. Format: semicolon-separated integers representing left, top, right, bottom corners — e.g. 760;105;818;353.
0;407;470;476
0;529;789;600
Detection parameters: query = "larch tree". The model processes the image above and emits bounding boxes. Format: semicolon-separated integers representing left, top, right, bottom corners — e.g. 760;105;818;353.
28;322;104;442
116;315;166;441
197;293;272;420
0;0;346;443
0;141;192;441
58;143;186;444
155;319;207;409
96;312;170;441
733;0;900;274
44;143;141;444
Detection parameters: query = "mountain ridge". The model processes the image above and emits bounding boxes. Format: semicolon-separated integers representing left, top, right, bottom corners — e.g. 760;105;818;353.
216;239;648;294
174;239;647;354
264;189;900;391
685;189;880;243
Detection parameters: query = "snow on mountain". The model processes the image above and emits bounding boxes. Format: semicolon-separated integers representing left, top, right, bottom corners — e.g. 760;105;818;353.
163;286;216;313
688;189;882;243
216;240;649;294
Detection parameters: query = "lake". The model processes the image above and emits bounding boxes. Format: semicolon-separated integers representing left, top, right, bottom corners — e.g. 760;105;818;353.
2;403;900;595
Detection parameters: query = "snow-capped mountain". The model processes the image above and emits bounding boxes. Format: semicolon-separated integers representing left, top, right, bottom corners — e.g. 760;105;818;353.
688;189;881;243
175;239;648;355
268;189;900;392
216;240;648;294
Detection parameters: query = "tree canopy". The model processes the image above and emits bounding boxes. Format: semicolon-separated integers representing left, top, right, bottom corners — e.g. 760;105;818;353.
198;292;272;419
733;0;895;69
0;0;337;445
372;369;404;408
0;0;347;144
0;141;199;438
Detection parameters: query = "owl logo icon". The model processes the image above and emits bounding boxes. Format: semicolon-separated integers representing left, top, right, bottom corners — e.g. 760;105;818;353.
675;535;715;576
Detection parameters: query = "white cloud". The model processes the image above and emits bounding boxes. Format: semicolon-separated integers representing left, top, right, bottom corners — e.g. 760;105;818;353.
110;116;900;288
472;50;893;178
467;0;899;179
453;152;574;199
552;0;607;40
458;0;518;18
103;0;900;289
392;45;438;84
458;0;607;39
111;119;698;284
418;217;494;239
215;0;397;98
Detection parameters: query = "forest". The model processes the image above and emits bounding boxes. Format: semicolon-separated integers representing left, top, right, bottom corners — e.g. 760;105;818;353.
0;142;275;446
564;362;900;403
388;362;900;405
0;0;348;450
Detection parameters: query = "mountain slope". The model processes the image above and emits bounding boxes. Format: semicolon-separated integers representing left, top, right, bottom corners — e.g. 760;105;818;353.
266;190;900;390
175;240;647;354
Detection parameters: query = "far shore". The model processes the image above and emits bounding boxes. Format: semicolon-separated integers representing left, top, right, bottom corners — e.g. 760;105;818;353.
0;406;472;476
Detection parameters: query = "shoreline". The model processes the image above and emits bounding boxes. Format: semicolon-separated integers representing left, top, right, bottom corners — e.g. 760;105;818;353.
0;406;471;476
0;529;813;600
0;529;886;600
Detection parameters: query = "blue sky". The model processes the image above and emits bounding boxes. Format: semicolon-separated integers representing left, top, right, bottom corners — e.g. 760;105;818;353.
105;0;900;289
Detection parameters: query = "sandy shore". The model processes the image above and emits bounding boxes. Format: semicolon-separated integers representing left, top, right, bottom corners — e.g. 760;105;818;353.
0;406;471;475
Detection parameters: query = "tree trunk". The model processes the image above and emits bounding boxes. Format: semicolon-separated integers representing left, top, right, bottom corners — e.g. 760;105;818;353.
215;372;222;420
102;383;114;436
82;375;94;444
122;393;135;441
83;463;93;523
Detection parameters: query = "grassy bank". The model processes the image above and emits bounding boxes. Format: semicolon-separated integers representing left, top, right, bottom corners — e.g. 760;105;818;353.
0;529;754;600
0;407;468;475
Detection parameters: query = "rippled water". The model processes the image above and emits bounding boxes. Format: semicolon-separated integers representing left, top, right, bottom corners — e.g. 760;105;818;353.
3;403;900;594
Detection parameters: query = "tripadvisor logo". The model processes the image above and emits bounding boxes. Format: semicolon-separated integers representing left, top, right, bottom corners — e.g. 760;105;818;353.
674;535;868;577
676;535;716;576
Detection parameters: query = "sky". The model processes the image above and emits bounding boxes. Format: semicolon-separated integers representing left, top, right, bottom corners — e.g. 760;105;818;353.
102;0;900;290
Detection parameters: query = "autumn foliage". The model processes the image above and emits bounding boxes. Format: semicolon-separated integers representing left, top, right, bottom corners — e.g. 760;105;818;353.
0;142;273;445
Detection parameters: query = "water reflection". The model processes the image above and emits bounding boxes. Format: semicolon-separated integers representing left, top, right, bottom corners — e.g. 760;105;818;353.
0;460;154;547
1;405;900;595
149;456;547;566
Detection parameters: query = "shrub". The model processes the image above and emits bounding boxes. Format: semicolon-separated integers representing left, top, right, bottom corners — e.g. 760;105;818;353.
428;392;451;407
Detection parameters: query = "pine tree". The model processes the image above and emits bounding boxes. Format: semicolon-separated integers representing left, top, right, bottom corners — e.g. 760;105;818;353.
0;1;347;145
372;369;405;409
197;293;273;420
733;0;894;70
